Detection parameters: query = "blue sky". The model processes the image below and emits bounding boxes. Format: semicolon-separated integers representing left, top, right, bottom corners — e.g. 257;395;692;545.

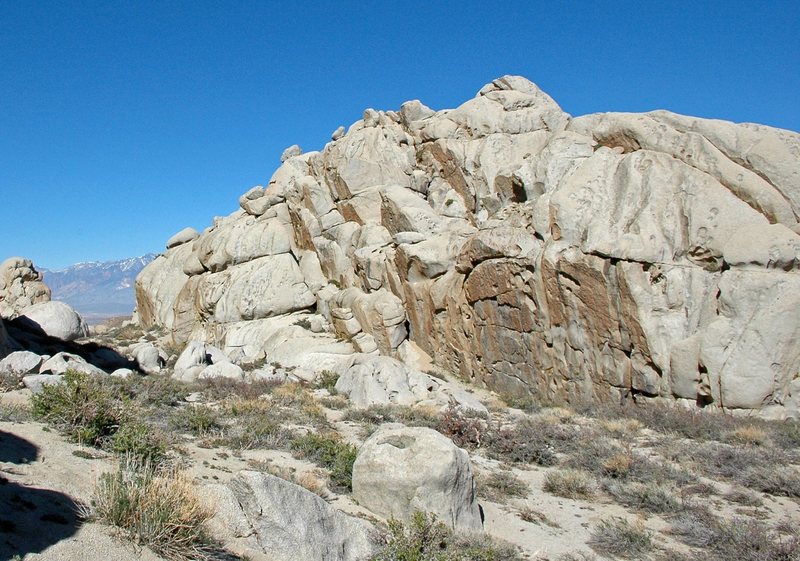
2;1;798;269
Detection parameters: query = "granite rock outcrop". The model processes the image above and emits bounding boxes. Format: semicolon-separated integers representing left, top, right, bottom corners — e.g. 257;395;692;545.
135;76;800;416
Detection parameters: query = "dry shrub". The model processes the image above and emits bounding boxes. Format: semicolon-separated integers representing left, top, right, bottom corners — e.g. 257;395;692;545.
476;470;529;503
668;506;800;561
435;403;487;448
92;456;220;560
537;407;575;424
604;481;680;514
602;452;633;479
0;372;22;392
600;418;642;439
726;425;771;447
543;469;596;500
588;517;654;559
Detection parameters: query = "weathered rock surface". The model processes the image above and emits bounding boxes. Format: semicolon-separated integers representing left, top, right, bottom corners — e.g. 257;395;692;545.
136;76;800;416
352;425;483;532
0;257;51;319
17;301;90;342
206;471;378;561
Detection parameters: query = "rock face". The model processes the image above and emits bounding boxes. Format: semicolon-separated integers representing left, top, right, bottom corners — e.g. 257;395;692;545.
207;471;378;561
135;76;800;416
352;425;483;532
0;258;51;319
18;301;90;342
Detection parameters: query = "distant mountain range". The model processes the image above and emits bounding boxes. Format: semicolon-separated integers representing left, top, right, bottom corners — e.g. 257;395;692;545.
41;254;157;322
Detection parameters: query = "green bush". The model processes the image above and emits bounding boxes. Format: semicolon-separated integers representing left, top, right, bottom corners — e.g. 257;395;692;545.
31;370;122;446
169;405;222;436
315;370;340;394
110;420;167;464
31;370;170;465
371;511;522;561
291;433;357;493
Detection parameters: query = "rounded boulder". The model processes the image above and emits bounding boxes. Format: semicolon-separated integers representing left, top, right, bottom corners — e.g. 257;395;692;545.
18;301;89;341
351;425;482;532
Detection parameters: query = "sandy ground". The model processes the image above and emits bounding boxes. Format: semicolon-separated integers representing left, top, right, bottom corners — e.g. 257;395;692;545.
2;381;800;561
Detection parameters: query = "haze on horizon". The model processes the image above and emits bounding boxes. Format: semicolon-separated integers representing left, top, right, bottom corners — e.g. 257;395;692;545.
2;1;798;270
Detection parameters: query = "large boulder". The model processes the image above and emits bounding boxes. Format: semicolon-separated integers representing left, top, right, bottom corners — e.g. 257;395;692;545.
17;301;89;342
0;257;50;319
205;471;378;561
352;425;482;532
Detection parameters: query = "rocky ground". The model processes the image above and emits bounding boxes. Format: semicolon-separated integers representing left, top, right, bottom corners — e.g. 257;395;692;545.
1;320;799;561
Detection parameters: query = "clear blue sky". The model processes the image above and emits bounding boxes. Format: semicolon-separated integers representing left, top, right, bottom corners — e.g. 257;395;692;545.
2;1;798;269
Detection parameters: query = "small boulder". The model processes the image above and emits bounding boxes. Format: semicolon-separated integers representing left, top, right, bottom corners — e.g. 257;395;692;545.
280;144;303;162
0;351;43;375
23;374;65;394
198;362;244;381
166;227;199;249
17;301;89;341
352;425;482;532
134;343;167;374
173;341;229;383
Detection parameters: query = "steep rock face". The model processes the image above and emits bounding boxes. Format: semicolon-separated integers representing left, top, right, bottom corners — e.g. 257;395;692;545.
136;76;800;416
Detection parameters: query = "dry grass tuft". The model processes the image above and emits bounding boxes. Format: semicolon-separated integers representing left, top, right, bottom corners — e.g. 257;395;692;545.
588;517;653;559
600;418;642;439
543;469;596;500
726;425;771;447
92;456;221;560
476;470;529;503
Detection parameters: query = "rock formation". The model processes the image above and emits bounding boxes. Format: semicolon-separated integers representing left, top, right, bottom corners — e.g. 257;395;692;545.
0;257;51;319
136;76;800;417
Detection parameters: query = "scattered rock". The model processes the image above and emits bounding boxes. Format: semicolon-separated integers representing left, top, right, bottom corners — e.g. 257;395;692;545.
39;352;106;376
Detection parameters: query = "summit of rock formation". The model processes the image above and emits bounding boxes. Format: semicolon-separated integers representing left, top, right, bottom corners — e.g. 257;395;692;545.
135;75;800;417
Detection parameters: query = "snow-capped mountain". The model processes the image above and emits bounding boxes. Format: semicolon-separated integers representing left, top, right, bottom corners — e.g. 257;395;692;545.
41;254;157;321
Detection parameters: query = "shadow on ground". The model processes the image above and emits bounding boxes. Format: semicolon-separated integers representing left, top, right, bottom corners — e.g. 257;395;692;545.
0;430;83;560
6;317;137;372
